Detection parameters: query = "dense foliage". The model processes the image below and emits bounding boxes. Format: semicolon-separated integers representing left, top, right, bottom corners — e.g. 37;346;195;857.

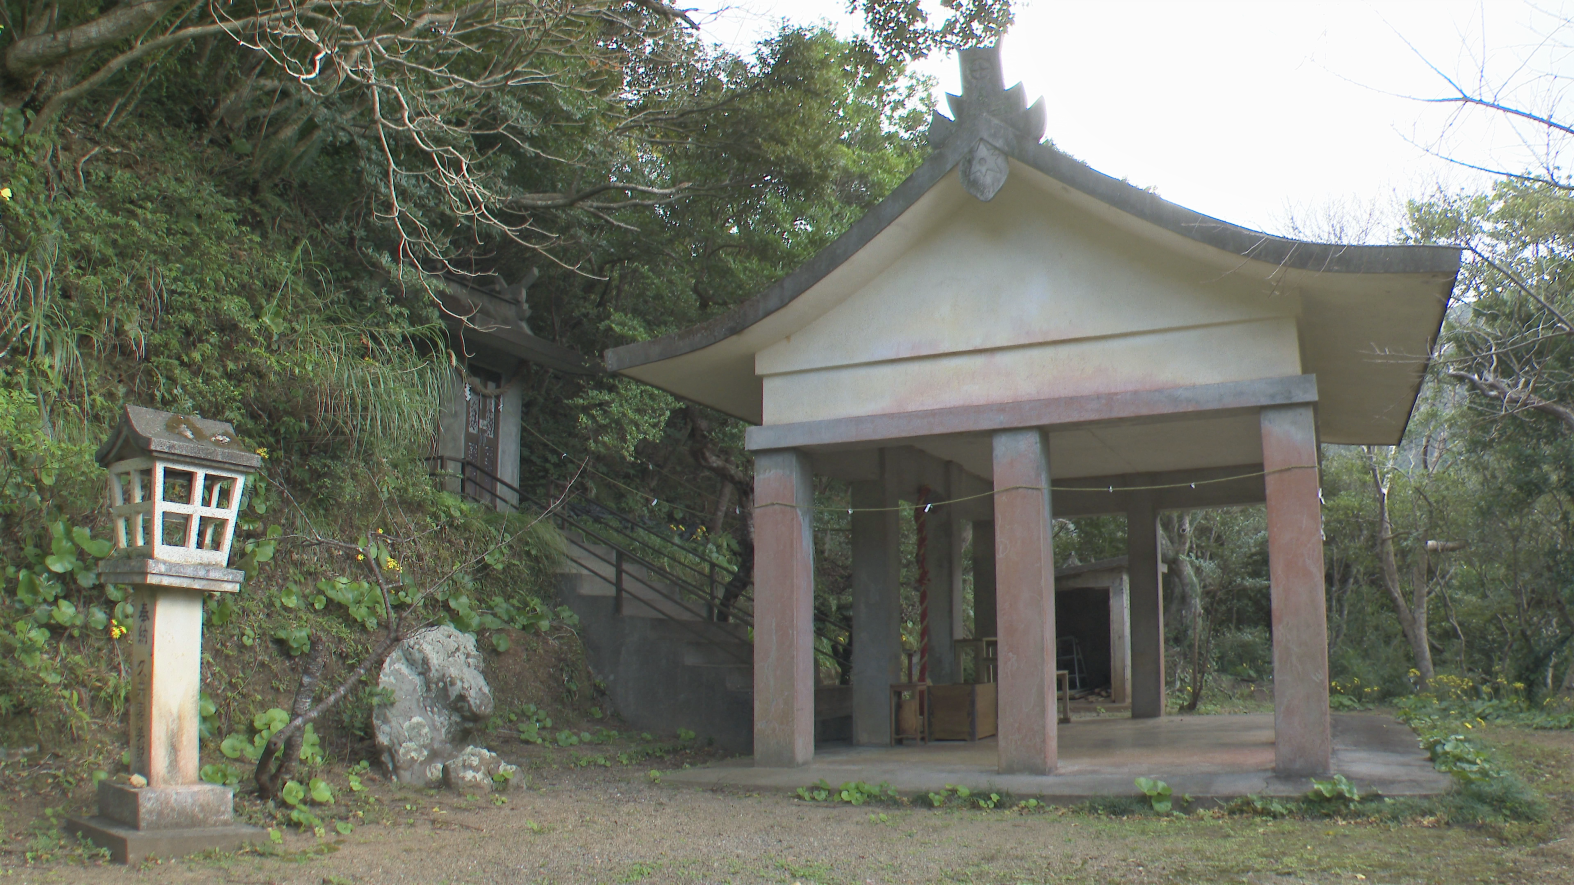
0;0;1019;804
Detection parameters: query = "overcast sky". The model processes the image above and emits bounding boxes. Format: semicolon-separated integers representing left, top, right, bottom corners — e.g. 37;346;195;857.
687;1;1574;241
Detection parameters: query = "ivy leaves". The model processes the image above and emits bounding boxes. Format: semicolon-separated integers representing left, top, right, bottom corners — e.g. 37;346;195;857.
8;520;119;637
44;525;111;576
218;707;322;765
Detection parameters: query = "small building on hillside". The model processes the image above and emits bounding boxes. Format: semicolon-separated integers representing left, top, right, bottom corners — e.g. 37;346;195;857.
431;275;600;509
604;47;1460;776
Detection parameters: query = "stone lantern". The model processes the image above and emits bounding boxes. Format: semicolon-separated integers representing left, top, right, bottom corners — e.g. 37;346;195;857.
67;406;267;863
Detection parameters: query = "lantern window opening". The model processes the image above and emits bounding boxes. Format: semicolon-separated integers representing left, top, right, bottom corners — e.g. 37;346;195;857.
161;512;193;548
196;516;231;552
107;458;156;553
160;465;197;507
201;474;235;510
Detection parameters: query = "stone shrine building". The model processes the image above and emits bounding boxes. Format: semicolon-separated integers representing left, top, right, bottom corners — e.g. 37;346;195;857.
605;47;1460;776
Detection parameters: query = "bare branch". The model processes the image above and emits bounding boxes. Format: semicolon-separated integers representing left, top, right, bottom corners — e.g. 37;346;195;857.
1447;369;1574;434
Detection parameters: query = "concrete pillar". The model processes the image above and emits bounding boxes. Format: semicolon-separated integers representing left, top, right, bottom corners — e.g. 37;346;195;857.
437;368;466;497
925;494;958;684
973;521;997;639
753;449;816;767
1109;573;1131;705
1128;496;1165;718
127;588;204;787
1261;404;1332;776
850;473;901;746
992;428;1057;775
497;363;523;511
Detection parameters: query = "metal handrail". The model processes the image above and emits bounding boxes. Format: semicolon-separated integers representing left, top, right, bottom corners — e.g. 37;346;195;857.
554;528;752;664
560;499;743;611
427;456;857;669
427;457;754;664
426;455;745;615
545;499;755;628
565;496;741;583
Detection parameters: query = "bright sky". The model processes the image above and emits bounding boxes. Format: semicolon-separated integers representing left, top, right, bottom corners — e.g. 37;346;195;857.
688;1;1574;241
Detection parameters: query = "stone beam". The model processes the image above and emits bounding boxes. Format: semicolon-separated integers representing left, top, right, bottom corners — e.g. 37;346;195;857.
745;376;1317;452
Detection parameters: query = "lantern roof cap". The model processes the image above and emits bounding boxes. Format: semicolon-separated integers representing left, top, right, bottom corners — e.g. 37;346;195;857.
95;405;263;471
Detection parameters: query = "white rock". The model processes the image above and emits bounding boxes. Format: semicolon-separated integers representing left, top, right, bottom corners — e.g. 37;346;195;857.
442;746;519;792
372;626;495;785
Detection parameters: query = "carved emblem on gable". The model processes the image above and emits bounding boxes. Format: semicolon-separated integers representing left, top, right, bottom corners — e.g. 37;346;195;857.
961;140;1009;201
927;44;1047;202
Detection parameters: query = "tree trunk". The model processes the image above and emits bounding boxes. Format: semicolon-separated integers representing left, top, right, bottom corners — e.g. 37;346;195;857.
1179;567;1209;711
1159;513;1194;646
1367;449;1435;688
1559;651;1574;698
255;636;327;799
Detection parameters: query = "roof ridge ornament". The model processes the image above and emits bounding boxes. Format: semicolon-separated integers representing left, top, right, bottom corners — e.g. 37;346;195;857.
928;44;1047;202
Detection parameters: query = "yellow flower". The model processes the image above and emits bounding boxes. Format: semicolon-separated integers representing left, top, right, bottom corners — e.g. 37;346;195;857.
109;620;127;639
384;558;401;572
254;447;268;459
0;187;11;201
356;553;365;561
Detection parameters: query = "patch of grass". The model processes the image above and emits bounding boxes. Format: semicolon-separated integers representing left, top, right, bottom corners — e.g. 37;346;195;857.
775;858;835;883
1071;794;1149;816
619;860;659;882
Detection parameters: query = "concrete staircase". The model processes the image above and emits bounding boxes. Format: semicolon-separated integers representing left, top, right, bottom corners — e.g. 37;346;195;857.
556;533;756;752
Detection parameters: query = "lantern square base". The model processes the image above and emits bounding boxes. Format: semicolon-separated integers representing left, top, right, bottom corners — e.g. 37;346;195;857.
63;816;269;864
97;781;235;830
98;557;244;594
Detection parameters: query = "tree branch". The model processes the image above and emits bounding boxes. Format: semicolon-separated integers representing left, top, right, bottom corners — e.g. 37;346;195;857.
5;0;184;77
1447;369;1574;434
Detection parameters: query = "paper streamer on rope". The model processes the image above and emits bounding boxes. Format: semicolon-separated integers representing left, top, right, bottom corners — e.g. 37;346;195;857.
914;485;932;684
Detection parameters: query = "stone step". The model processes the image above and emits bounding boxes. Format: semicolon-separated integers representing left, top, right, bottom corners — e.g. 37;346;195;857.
617;589;704;621
679;638;753;668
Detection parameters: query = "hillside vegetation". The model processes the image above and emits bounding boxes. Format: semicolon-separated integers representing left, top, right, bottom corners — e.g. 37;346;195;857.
0;0;1015;801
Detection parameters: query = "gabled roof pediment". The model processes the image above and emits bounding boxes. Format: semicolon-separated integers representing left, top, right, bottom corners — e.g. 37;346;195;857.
606;46;1460;446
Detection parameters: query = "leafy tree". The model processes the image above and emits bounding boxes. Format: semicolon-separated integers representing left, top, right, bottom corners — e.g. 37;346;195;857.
0;0;1015;760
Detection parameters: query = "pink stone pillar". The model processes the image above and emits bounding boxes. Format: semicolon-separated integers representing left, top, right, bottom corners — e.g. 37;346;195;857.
1261;404;1332;776
992;428;1056;774
752;449;816;767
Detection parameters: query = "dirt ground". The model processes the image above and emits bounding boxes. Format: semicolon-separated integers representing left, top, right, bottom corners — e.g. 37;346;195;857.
2;722;1572;885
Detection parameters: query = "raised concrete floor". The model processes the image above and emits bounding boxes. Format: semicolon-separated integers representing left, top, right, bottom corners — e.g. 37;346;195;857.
667;712;1448;802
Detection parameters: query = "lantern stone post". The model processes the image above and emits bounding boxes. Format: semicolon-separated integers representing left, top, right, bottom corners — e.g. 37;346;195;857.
66;406;269;863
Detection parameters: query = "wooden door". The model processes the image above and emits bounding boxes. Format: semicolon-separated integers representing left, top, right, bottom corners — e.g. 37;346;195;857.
463;368;501;504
